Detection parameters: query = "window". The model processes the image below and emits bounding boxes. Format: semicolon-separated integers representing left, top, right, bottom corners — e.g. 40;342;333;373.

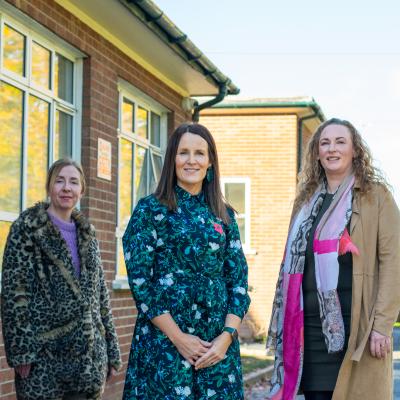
114;83;168;286
221;177;251;250
0;14;82;272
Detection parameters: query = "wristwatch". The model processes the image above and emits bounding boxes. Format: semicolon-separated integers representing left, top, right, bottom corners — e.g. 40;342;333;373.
223;326;239;342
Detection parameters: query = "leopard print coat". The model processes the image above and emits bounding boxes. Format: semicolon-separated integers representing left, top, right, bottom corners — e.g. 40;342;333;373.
1;202;121;400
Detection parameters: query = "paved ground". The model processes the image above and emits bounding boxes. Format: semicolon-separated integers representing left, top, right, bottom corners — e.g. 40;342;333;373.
245;327;400;399
245;380;305;400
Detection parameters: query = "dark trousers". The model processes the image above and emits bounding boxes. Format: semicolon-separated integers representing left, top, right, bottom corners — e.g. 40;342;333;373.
303;391;333;400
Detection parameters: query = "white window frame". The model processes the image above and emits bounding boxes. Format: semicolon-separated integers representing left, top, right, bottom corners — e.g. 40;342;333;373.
0;8;84;225
113;80;168;289
221;177;255;255
0;3;84;285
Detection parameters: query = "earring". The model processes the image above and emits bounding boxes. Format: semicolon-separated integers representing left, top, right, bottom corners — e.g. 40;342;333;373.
206;167;214;182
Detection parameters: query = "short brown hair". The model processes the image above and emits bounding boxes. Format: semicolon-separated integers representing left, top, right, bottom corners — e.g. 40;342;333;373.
46;158;86;195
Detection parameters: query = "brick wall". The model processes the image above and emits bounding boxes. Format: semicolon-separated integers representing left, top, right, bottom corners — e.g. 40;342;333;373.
200;113;299;339
301;124;313;165
0;1;190;398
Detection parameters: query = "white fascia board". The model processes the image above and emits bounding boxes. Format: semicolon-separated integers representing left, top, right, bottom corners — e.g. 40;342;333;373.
55;0;219;97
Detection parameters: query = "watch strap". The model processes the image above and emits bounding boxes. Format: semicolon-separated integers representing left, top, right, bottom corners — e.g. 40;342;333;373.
223;326;238;341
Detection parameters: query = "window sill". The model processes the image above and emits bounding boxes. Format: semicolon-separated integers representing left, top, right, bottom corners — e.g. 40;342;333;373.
112;278;130;290
243;247;257;255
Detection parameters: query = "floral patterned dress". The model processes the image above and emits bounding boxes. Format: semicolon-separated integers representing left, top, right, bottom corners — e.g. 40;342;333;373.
122;186;251;399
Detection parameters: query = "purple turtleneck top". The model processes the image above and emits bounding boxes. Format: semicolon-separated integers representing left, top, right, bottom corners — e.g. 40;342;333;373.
48;211;81;278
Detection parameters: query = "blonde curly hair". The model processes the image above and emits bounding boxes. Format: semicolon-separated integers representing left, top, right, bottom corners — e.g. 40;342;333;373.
293;118;388;213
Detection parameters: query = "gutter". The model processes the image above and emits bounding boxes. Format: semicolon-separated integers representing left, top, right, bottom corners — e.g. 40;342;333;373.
211;100;325;112
297;102;325;172
192;84;228;122
120;0;240;96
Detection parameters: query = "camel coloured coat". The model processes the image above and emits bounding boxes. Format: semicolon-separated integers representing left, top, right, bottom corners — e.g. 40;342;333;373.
332;183;400;400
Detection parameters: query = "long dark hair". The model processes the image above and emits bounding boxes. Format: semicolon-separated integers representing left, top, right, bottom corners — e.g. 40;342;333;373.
154;122;231;224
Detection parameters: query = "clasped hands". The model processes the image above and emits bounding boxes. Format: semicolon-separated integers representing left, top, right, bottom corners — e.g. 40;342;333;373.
173;331;232;370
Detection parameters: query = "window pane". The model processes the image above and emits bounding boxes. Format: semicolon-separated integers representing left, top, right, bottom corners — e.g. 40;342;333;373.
153;153;162;180
117;240;127;277
0;82;23;213
31;42;51;89
3;24;25;76
0;221;12;271
27;95;49;207
150;112;161;147
55;110;73;160
149;152;162;193
54;53;73;102
135;145;148;203
137;106;148;139
225;183;246;214
122;98;134;133
119;139;133;228
237;217;246;244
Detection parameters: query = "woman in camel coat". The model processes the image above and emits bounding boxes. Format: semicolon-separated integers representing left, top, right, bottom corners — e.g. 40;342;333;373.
267;118;400;400
332;180;400;399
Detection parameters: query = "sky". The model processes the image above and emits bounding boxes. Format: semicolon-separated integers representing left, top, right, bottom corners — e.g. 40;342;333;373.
156;0;400;204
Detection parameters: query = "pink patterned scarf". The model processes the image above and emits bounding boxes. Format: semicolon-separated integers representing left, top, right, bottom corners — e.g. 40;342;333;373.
266;175;359;399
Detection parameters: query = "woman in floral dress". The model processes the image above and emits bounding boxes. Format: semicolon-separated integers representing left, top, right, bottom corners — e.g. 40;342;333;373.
122;123;251;399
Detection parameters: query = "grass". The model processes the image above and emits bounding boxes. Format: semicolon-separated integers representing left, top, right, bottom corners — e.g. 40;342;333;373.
241;355;274;375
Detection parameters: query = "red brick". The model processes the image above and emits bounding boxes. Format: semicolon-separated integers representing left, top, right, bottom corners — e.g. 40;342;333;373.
200;112;299;338
0;0;190;396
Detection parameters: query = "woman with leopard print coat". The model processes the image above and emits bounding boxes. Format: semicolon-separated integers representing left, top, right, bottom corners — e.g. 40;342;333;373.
1;159;121;400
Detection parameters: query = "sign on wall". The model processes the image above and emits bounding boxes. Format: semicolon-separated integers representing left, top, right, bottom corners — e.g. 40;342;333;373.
97;138;112;181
